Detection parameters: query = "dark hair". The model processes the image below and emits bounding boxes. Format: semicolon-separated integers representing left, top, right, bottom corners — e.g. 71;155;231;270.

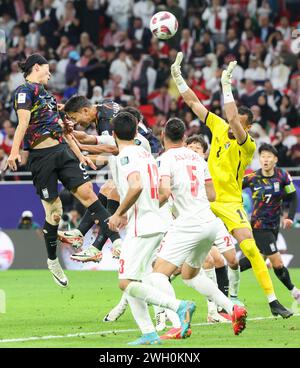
238;105;253;125
112;112;137;141
186;134;208;153
121;106;142;124
258;143;278;157
64;95;92;113
18;53;48;78
165;118;186;142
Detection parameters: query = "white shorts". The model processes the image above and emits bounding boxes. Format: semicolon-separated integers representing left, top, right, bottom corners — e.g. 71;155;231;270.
158;217;223;269
118;232;164;280
213;220;235;254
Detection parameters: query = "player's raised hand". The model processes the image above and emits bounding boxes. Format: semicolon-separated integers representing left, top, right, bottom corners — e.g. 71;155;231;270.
5;152;21;171
221;60;237;86
171;51;183;79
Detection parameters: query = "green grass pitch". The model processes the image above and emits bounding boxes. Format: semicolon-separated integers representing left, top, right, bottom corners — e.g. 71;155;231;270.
0;269;299;348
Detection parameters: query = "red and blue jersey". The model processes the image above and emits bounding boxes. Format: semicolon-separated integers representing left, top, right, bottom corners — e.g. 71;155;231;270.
13;82;63;150
242;168;296;230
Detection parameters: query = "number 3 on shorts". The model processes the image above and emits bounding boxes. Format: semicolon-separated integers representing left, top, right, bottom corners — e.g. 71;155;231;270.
119;259;125;274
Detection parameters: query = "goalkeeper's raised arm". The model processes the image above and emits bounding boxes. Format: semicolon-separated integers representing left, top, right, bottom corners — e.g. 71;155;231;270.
170;52;208;122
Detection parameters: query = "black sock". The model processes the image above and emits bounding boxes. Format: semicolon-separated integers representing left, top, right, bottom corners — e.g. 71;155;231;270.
88;200;120;243
215;266;229;296
98;192;108;207
43;221;58;260
92;229;108;251
274;266;294;291
239;257;252;272
107;199;119;215
77;210;94;236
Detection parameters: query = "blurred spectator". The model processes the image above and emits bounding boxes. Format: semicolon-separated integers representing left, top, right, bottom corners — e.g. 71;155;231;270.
58;1;80;45
90;86;103;105
244;57;266;83
25;22;41;50
249;123;271;170
272;131;291;167
109;50;132;90
133;1;155;28
267;56;290;91
0;103;10;129
240;79;262;107
180;29;193;60
153;84;172;115
17;211;41;230
291;134;300;166
278;96;300;128
128;17;152;52
34;0;59;48
107;0;133;31
0;120;16;155
202;0;228;42
282;125;297;150
8;61;24;95
257;15;275;43
47;59;66;94
81;0;101;46
276;16;292;41
0;147;8;174
225;28;240;58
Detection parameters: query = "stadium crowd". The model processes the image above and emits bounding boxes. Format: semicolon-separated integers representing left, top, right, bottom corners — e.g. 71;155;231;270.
0;0;300;177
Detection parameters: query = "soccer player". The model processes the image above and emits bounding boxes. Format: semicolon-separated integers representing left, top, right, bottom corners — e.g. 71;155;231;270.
6;54;120;287
107;111;196;345
59;99;151;262
170;51;291;318
241;143;300;303
144;118;247;339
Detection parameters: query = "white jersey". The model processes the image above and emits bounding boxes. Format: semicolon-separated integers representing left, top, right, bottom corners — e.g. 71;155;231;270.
97;133;151;183
157;146;215;223
115;145;166;237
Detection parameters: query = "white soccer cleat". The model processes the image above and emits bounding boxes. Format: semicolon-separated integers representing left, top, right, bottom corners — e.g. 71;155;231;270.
47;258;69;288
70;245;102;263
292;287;300;304
155;311;167;332
103;295;128;322
58;229;83;249
207;311;230;323
112;238;122;259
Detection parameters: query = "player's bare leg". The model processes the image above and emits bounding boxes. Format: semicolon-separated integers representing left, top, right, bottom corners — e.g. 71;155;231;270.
233;227;293;318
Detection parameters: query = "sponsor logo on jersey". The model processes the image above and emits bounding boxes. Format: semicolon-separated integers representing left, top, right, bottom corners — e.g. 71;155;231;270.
224;142;230;149
254;186;262;191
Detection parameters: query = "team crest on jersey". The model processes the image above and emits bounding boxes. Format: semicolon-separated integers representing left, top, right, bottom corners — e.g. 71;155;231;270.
274;182;280;192
134;138;141;146
42;188;49;199
121;156;129;165
17;93;26;103
224;142;230;149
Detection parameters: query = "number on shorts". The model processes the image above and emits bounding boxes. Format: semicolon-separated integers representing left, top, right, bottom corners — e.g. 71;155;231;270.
148;164;159;199
119;259;125;274
224;236;231;247
186;165;199;197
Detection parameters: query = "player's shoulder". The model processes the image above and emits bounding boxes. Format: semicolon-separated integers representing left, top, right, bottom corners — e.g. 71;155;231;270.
275;167;292;181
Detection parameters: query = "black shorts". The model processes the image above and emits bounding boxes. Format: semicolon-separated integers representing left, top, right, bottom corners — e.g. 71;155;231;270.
28;143;90;201
253;229;279;256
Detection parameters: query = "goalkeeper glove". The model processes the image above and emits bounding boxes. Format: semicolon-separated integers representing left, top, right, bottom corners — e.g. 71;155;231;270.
221;60;237;103
171;52;189;94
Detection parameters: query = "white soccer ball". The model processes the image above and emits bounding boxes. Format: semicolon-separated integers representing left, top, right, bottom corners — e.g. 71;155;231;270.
150;11;178;40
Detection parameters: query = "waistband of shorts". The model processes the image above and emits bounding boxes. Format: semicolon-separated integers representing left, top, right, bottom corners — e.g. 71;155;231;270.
29;142;66;155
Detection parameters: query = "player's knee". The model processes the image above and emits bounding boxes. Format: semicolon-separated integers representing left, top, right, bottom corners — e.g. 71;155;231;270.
119;280;129;291
270;257;283;269
43;198;63;226
202;253;214;269
240;239;258;259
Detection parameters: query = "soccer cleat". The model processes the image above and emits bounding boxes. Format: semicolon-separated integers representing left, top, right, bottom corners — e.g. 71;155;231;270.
47;258;69;288
70;246;102;263
155;311;167;332
103;296;128;322
207;311;231;323
230;296;245;307
218;309;232;322
160;327;192;340
291;287;300;304
231;305;247;335
269;300;293;319
58;229;83;249
128;332;161;345
176;301;196;338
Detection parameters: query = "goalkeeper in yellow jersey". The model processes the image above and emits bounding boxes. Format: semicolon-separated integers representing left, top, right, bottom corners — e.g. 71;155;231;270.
171;52;292;318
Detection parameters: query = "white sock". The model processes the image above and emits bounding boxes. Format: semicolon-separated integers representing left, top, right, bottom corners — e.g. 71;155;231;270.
228;266;240;298
146;273;181;328
153;305;164;317
183;271;234;315
267;294;277;303
126;295;155;334
204;267;219;313
125;281;181;312
117;292;128;308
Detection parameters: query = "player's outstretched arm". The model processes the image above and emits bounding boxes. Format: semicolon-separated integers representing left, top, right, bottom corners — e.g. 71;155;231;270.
77;143;119;155
159;176;171;207
72;130;98;145
221;61;247;144
6;110;30;171
171;52;208;122
205;180;216;202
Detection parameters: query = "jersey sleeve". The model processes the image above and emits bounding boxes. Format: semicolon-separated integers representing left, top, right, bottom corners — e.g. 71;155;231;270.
157;154;171;178
242;175;250;189
283;170;296;194
238;133;256;159
204;111;228;135
14;85;34;111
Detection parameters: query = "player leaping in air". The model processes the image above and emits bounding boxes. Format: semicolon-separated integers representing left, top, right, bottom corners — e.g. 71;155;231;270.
170;52;292;318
